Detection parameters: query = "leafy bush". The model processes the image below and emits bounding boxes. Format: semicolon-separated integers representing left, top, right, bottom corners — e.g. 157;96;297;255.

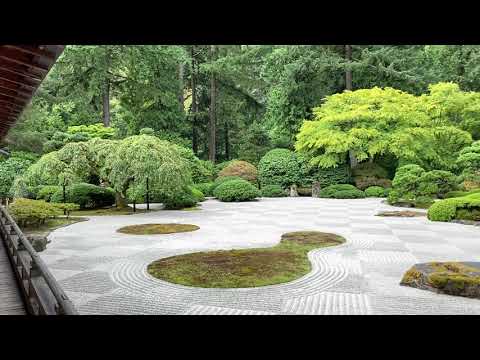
51;183;115;209
258;149;300;188
365;186;387;197
214;160;234;177
173;145;214;183
162;189;198;210
139;127;155;135
193;183;215;197
212;176;243;191
352;162;391;190
297;154;352;187
261;185;287;198
0;155;36;198
388;164;456;207
213;179;261;202
9;198;61;227
217;160;258;184
444;188;480;199
52;202;80;218
428;193;480;222
189;186;205;202
36;185;61;202
319;184;365;199
67;123;116;139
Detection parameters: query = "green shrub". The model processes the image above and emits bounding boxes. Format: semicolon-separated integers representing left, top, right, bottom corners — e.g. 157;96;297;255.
139;127;155;135
51;183;115;209
162;189;198;210
217;160;258;184
212;176;243;191
365;186;386;197
36;185;62;202
352;162;391;190
213;179;261;202
428;193;480;222
258;149;300;188
193;182;215;197
319;184;365;199
9;198;61;227
445;188;480;199
261;185;287;198
52;202;80;218
417;170;457;199
297;154;352;187
189;186;205;202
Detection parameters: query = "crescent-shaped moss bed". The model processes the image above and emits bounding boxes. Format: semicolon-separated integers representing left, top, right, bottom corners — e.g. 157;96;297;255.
117;223;199;235
147;231;345;288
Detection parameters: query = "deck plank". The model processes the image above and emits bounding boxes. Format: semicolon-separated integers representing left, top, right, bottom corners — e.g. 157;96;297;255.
0;238;26;315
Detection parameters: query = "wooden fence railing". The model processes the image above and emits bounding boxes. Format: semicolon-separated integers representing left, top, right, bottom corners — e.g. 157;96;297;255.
0;205;78;315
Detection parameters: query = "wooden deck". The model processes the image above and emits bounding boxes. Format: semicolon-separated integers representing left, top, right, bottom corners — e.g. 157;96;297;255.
0;239;26;315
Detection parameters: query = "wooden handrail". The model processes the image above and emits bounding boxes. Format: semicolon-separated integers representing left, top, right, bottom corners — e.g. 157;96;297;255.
0;205;78;315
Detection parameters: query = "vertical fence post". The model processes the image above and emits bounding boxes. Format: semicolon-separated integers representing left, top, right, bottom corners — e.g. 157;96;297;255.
62;180;66;215
146;177;150;211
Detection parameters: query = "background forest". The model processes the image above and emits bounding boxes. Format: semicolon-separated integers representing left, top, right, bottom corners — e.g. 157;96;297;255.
4;45;480;163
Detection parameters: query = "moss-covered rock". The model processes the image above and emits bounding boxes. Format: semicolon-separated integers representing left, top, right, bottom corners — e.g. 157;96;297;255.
400;262;480;299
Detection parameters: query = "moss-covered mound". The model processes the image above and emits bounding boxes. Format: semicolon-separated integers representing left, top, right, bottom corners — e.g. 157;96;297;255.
400;262;480;299
117;223;199;235
147;231;345;288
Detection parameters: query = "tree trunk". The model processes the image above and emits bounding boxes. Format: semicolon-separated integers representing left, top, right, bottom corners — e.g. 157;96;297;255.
190;46;198;155
349;150;358;169
115;191;128;209
208;45;217;163
345;45;353;91
178;62;184;111
102;80;110;127
225;120;230;160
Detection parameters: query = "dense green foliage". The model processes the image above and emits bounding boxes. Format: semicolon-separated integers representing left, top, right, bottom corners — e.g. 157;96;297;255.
9;198;62;227
258;149;300;188
0;153;37;198
51;183;115;209
319;184;366;199
36;185;62;202
189;186;205;202
365;186;387;197
162;188;198;210
428;193;480;222
217;160;258;183
193;182;215;197
261;184;287;198
212;176;243;191
388;165;457;206
213;179;261;202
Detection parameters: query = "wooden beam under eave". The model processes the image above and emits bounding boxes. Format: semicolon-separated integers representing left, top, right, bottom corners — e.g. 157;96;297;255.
0;64;44;82
0;98;24;111
0;93;29;107
2;45;56;61
0;89;29;103
0;47;50;73
0;69;39;90
0;85;32;100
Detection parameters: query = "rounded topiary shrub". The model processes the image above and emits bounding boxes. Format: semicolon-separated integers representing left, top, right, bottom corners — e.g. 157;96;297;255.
261;184;287;198
51;183;115;209
36;185;61;202
217;160;258;184
193;182;215;197
162;190;197;210
212;176;243;191
189;186;205;202
213;179;261;202
427;199;458;222
258;149;300;188
365;186;387;197
319;184;366;199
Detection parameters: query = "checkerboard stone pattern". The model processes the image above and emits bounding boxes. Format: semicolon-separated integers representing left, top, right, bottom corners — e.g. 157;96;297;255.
41;198;480;315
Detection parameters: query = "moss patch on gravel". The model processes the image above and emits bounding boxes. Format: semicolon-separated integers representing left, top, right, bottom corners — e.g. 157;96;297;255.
117;223;200;235
21;216;88;237
147;231;345;288
376;210;426;218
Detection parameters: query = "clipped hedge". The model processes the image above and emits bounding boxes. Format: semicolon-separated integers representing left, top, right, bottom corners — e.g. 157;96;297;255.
9;198;61;227
162;189;197;210
365;186;387;197
51;183;115;209
261;185;287;198
319;184;365;199
297;153;352;188
258;149;300;188
444;188;480;199
193;182;215;197
217;160;258;184
212;176;243;191
36;185;62;202
428;193;480;222
213;179;261;202
352;162;391;190
189;186;205;202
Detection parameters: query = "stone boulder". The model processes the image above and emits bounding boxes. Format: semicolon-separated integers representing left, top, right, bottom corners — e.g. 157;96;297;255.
27;235;50;253
400;262;480;299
